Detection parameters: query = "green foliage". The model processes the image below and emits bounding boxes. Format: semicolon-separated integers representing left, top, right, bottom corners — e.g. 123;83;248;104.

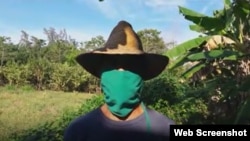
165;36;210;70
137;29;168;54
186;49;243;61
1;62;30;86
166;0;250;124
0;28;105;93
142;70;208;124
49;63;86;91
0;27;177;94
178;6;226;34
235;96;250;124
83;35;105;52
165;36;210;60
0;36;17;66
27;59;52;90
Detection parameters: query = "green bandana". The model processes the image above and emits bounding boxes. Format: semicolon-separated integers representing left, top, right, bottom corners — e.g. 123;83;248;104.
101;70;143;118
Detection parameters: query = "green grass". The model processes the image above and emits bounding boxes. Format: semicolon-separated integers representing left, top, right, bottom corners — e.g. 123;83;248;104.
0;86;93;141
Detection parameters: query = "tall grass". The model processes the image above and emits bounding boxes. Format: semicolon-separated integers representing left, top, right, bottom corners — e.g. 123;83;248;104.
0;85;93;141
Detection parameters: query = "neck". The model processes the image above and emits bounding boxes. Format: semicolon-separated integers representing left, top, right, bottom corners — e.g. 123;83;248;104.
100;103;144;121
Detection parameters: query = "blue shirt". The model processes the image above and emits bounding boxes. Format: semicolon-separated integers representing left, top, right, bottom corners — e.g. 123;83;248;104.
64;107;175;141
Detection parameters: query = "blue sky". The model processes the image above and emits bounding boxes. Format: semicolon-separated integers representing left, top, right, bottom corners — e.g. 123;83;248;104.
0;0;224;44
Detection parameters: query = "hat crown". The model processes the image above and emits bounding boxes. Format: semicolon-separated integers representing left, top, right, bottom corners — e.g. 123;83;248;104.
75;20;169;80
94;20;144;54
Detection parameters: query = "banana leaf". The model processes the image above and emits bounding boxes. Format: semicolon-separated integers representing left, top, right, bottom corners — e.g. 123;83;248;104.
182;62;206;79
168;55;188;70
187;49;243;61
165;36;210;59
179;6;225;31
189;25;206;33
236;0;250;14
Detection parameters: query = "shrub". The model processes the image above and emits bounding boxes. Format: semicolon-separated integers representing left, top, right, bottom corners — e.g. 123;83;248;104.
142;70;209;124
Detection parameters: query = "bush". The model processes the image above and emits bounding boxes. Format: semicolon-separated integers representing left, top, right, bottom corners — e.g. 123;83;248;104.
142;70;209;124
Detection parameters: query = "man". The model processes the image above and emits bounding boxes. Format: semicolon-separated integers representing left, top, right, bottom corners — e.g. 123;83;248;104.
64;20;175;141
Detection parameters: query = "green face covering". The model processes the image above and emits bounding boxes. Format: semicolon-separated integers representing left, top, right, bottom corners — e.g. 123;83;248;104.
100;70;143;118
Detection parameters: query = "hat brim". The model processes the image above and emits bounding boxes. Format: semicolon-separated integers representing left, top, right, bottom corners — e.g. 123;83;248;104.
75;53;169;80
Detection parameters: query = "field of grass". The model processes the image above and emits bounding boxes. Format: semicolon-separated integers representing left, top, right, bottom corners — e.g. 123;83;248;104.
0;86;93;141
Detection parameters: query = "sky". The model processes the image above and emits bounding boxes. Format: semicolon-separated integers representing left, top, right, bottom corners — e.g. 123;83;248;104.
0;0;225;44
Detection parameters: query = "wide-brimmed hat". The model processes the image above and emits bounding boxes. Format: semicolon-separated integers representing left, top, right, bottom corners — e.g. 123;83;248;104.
76;20;169;80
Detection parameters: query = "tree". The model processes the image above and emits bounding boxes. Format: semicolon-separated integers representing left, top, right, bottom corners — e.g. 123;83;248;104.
0;36;17;66
137;29;167;54
0;36;9;66
165;0;250;124
83;35;105;52
19;30;31;47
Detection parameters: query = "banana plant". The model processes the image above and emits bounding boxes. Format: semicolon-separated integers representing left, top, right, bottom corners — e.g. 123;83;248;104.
165;0;250;124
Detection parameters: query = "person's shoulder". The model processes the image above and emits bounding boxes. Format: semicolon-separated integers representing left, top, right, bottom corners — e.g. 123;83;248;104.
65;107;101;131
64;107;101;140
145;107;175;138
147;108;175;125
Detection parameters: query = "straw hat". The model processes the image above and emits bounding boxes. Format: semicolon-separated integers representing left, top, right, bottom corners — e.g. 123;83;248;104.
76;20;169;80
